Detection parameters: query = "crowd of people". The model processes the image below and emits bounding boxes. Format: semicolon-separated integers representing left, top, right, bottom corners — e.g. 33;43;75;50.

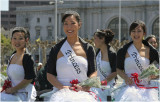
1;10;159;102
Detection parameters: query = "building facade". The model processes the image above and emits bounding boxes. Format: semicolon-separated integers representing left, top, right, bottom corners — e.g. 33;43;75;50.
1;0;50;30
16;0;159;63
16;1;159;41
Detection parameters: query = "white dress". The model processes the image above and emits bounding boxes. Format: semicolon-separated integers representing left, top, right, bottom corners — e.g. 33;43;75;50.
91;60;115;101
1;64;36;101
114;57;159;101
49;56;97;102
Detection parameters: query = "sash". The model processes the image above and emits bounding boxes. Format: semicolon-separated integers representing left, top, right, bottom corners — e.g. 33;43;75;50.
127;44;144;74
96;51;107;80
60;40;88;82
96;51;115;87
128;44;150;85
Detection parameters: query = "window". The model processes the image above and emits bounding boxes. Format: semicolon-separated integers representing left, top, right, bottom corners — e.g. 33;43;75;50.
48;17;52;23
40;1;49;5
2;21;8;25
108;18;128;41
25;18;29;23
10;1;24;5
25;1;39;5
10;15;16;18
1;15;8;18
10;21;16;25
47;26;53;38
9;8;16;11
152;18;159;40
35;26;41;39
37;18;40;23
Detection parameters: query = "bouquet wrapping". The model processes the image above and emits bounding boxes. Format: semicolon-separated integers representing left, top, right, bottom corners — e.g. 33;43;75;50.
139;64;159;79
70;77;107;90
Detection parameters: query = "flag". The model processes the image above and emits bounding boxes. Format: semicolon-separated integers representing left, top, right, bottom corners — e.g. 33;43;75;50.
36;37;40;42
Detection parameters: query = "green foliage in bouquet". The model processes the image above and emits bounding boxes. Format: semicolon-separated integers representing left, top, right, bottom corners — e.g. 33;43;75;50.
78;77;107;89
139;64;159;79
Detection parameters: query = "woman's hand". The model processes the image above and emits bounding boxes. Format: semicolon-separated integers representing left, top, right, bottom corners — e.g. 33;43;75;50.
149;75;159;80
62;86;70;89
70;84;90;92
5;87;16;94
81;86;90;92
124;77;133;85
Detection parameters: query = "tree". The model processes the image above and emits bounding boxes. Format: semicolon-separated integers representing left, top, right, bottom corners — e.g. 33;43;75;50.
1;34;13;66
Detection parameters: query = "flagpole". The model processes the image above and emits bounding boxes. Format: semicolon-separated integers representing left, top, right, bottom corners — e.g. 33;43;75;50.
38;37;41;63
55;0;57;43
39;42;41;63
119;0;121;46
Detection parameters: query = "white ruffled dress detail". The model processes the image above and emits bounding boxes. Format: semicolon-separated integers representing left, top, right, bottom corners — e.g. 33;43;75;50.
49;56;97;102
114;57;159;101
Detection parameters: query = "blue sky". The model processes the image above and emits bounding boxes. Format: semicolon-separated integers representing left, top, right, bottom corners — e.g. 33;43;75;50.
1;0;9;11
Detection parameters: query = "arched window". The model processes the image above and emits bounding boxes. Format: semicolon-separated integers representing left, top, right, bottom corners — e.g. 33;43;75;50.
108;18;128;41
152;18;159;40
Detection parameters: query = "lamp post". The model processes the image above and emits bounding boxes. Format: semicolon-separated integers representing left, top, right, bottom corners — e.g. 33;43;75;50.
118;0;121;48
55;0;57;43
50;0;64;43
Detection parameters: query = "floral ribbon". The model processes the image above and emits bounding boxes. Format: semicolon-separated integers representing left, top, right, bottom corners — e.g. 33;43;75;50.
1;79;12;92
70;79;79;92
131;73;158;89
70;79;102;102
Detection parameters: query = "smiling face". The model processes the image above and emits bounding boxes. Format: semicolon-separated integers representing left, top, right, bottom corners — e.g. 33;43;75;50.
63;15;81;38
130;25;145;43
148;37;158;48
11;32;28;50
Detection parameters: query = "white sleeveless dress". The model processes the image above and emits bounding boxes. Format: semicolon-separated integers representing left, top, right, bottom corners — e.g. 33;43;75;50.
91;60;115;101
114;57;159;101
97;60;115;86
49;56;97;102
1;64;36;101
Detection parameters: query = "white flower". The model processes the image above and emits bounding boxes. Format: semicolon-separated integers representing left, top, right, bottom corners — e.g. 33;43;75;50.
139;64;159;79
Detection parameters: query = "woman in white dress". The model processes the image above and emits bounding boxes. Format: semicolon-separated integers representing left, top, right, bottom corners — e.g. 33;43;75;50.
46;11;97;102
1;27;37;101
91;29;117;101
115;20;159;101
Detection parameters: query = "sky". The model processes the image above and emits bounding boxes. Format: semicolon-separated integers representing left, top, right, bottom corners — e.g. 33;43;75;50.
0;0;9;11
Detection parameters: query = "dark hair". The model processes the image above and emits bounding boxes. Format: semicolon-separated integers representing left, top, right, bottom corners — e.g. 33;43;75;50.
145;35;156;42
12;27;30;40
94;29;114;45
62;10;81;24
129;20;146;35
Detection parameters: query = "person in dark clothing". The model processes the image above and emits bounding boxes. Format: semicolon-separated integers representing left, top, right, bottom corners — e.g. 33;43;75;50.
35;64;53;101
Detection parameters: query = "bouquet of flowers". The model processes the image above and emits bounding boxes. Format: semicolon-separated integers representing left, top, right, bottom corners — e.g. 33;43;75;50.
79;77;107;89
70;77;107;90
112;64;159;93
1;79;12;92
139;64;159;79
